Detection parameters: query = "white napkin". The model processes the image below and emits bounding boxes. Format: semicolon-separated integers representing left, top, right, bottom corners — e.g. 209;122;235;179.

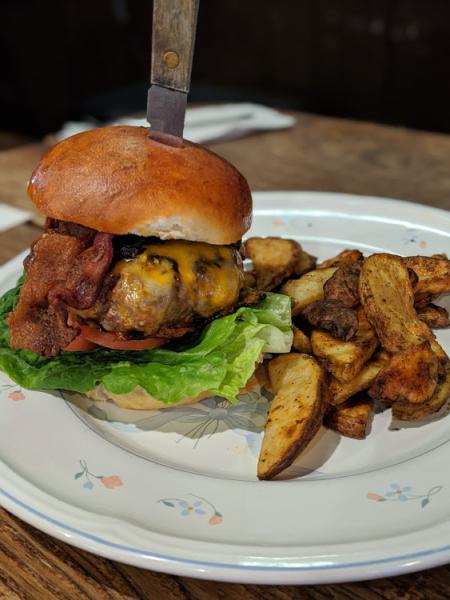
55;103;295;144
0;203;32;232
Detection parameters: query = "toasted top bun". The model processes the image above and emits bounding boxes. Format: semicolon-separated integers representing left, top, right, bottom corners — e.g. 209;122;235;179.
28;126;252;244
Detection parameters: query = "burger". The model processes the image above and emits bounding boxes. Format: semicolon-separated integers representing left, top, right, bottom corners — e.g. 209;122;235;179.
0;126;292;409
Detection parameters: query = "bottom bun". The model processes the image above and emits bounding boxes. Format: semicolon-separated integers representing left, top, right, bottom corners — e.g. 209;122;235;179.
86;362;266;410
86;385;212;410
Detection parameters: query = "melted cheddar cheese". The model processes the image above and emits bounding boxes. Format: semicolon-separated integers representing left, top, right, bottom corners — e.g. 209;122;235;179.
100;240;243;335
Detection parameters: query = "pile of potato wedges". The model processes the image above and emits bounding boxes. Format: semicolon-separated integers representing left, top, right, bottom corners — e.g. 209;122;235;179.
244;238;450;480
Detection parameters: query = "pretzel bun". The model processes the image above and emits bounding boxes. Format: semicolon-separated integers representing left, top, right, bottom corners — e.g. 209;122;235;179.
28;126;252;244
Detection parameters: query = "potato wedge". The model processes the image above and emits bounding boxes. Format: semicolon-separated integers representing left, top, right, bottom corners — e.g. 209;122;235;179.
369;342;439;404
431;253;448;260
407;267;419;290
257;353;326;480
311;308;378;382
318;249;363;269
414;293;435;309
244;237;301;291
325;396;373;439
323;261;362;308
295;250;317;276
403;255;450;298
328;351;390;405
302;299;359;341
417;304;450;329
242;271;257;289
254;362;273;394
280;267;337;316
292;327;312;354
359;254;447;360
392;365;450;421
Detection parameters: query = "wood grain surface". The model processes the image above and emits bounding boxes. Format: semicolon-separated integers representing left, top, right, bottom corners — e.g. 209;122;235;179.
0;111;449;598
151;0;199;91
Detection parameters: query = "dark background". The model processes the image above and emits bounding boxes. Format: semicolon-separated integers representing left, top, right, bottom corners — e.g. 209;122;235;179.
2;0;450;140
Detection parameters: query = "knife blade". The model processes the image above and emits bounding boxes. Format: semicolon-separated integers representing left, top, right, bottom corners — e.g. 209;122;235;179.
147;0;200;139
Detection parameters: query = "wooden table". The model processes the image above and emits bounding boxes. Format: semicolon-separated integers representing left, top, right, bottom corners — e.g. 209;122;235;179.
0;112;449;598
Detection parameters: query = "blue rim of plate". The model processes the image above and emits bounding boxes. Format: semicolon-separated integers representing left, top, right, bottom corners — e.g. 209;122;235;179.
1;485;449;573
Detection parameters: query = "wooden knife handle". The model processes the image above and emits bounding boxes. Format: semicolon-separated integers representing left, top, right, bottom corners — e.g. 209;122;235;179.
151;0;200;93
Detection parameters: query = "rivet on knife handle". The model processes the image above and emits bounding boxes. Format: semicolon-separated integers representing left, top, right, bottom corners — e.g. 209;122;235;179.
151;0;200;93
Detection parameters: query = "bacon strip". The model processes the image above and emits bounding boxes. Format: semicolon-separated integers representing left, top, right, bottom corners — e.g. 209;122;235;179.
45;218;96;246
9;233;85;356
9;228;113;357
49;233;113;310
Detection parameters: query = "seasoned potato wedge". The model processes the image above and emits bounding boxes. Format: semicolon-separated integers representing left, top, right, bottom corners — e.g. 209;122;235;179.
257;353;326;480
323;261;362;308
403;255;450;298
325;396;373;439
242;271;257;289
292;327;312;354
311;308;378;382
392;365;450;421
359;254;447;360
414;293;435;309
369;342;439;404
241;243;450;477
407;267;419;290
328;351;390;405
417;304;450;329
302;299;359;341
280;267;337;316
244;237;301;291
318;249;363;269
431;253;448;260
295;250;317;276
254;362;273;394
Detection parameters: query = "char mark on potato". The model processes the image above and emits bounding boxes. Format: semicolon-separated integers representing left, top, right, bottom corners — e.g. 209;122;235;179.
323;261;362;308
302;299;359;341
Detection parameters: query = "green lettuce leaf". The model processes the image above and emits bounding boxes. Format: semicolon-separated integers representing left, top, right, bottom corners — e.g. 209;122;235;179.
0;277;292;404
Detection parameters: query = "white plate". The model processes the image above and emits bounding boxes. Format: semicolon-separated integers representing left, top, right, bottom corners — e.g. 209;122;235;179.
0;192;449;585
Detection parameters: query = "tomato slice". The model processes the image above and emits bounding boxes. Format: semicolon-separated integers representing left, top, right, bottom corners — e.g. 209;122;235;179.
64;335;98;352
79;324;167;350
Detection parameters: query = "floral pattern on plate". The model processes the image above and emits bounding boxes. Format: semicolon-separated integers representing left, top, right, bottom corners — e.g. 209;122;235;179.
84;388;272;448
74;460;123;491
402;228;427;249
367;483;442;508
1;384;25;401
158;494;223;525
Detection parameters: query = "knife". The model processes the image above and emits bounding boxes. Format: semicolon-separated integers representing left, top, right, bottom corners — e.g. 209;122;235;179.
147;0;200;140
